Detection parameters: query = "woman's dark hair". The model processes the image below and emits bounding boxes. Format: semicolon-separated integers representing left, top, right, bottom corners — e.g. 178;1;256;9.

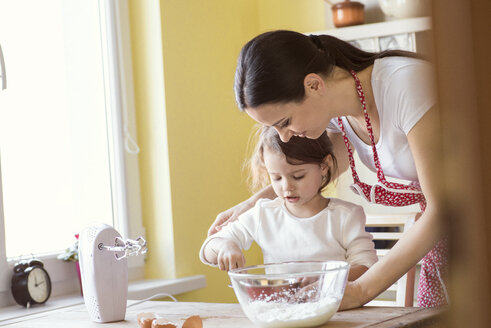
234;30;418;110
246;125;337;193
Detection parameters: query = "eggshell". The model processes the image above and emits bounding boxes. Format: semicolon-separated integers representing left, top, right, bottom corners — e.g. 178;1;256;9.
151;318;177;328
182;315;203;328
137;312;156;328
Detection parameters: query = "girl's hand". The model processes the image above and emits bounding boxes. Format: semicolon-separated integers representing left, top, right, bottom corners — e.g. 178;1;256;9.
289;277;321;303
217;241;245;271
208;199;255;236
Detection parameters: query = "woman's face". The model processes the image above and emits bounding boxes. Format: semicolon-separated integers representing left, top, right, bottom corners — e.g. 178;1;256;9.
245;96;329;143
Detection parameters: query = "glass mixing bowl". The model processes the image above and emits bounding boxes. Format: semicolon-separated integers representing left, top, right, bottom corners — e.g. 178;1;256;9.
228;261;349;328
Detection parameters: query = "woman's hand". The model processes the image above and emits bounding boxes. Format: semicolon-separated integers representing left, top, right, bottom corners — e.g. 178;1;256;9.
208;185;277;236
208;199;255;236
339;280;367;310
216;241;245;271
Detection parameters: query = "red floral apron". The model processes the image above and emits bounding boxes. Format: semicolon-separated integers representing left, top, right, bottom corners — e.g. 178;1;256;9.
336;70;449;307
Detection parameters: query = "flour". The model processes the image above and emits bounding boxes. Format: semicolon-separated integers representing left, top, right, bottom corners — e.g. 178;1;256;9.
244;297;340;328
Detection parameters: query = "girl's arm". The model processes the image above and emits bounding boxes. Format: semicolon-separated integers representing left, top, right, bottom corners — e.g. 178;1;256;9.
341;204;378;280
208;185;276;236
203;238;246;271
340;106;445;309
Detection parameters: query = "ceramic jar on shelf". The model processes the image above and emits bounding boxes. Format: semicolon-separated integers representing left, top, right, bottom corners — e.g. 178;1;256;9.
328;0;365;28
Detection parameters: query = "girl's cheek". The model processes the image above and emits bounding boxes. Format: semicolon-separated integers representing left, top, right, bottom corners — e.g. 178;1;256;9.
271;182;282;194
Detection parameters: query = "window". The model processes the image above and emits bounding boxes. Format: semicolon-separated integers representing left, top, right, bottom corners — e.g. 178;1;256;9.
0;0;143;304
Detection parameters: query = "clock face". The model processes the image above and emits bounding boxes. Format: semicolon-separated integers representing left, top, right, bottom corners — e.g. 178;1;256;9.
26;267;51;303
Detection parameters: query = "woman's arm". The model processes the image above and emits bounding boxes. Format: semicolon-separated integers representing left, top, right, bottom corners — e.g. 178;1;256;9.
327;131;350;180
348;265;369;281
340;106;445;309
208;184;276;236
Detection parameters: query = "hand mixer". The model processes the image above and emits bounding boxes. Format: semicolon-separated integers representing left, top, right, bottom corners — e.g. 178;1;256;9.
79;224;147;323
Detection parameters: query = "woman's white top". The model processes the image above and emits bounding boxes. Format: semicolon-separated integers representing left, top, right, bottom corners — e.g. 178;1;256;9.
327;56;437;182
200;197;378;268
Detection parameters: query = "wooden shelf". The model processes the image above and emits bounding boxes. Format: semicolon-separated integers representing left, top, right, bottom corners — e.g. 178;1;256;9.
310;16;432;41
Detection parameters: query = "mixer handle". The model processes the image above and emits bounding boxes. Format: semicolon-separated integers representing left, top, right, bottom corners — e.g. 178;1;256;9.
98;236;148;260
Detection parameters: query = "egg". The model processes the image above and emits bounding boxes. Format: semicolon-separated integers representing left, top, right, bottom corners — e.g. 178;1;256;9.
137;312;156;328
151;318;178;328
182;315;203;328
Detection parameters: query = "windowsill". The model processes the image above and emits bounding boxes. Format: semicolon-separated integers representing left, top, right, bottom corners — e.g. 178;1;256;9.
127;275;206;300
0;275;206;325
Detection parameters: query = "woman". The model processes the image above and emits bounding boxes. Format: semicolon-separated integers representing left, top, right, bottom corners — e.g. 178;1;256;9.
209;30;448;308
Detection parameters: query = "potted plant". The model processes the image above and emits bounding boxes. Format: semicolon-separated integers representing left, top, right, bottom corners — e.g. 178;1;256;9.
57;234;82;295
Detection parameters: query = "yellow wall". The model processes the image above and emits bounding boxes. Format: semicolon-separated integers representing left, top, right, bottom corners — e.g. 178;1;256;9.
257;0;326;32
129;0;325;303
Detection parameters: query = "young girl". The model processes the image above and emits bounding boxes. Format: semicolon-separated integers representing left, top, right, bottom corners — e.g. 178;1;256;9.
200;126;377;281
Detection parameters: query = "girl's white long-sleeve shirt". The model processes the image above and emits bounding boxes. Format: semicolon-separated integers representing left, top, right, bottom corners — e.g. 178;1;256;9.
200;197;378;268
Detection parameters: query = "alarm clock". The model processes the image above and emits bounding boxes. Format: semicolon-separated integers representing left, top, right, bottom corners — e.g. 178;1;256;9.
11;259;52;308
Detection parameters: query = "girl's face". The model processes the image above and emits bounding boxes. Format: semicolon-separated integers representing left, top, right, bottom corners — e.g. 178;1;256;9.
246;97;329;143
263;146;328;216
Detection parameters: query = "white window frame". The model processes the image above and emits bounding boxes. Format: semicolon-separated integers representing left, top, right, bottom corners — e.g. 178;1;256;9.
0;0;144;307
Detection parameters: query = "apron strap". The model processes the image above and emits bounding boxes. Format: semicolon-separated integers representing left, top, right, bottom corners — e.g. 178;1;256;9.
337;70;424;194
337;117;361;183
349;70;388;183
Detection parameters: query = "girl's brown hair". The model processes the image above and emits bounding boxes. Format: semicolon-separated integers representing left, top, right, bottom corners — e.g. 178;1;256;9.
245;125;337;193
